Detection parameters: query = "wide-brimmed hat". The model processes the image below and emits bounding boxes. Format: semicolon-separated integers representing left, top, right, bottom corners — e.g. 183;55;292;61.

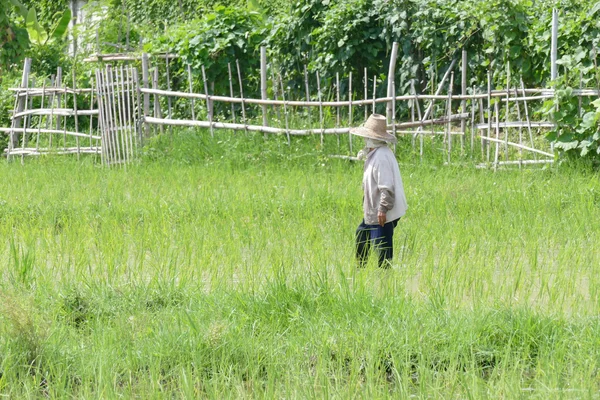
350;114;397;143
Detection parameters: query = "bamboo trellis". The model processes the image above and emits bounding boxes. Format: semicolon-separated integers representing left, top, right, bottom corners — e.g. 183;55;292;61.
3;59;101;161
7;46;600;169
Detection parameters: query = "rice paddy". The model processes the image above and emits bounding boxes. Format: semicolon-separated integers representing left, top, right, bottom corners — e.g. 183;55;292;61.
1;130;600;398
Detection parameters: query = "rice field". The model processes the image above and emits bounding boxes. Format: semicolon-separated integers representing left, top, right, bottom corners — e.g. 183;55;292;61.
1;130;600;398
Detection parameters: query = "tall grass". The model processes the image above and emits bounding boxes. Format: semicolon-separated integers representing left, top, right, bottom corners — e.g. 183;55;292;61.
1;130;599;397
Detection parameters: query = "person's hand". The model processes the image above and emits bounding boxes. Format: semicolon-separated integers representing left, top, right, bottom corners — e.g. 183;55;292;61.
378;211;387;227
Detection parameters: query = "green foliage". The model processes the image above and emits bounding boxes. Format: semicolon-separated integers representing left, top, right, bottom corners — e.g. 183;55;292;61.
25;6;71;46
148;5;267;101
544;86;600;159
19;0;69;29
0;0;30;74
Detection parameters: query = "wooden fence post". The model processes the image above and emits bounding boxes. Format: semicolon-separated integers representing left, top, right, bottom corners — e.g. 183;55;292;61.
141;53;150;138
386;42;399;125
260;46;268;128
10;58;32;151
461;48;467;154
551;8;558;82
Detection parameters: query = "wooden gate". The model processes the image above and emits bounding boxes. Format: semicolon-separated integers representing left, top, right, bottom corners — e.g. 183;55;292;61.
95;65;140;166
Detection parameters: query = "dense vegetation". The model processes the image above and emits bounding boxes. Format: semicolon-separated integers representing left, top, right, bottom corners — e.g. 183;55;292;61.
3;0;600;158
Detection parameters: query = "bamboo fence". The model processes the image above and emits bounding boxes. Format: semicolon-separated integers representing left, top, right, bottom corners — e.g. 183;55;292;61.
6;39;600;168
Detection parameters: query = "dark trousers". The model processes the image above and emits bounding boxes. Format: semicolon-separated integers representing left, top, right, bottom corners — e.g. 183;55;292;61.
355;218;399;268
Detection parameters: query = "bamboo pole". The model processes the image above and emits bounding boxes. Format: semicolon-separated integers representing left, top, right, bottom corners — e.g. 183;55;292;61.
493;100;500;170
228;63;236;123
271;69;280;121
487;70;492;162
186;63;195;121
145;116;353;135
410;80;424;159
336;72;341;128
20;77;31;164
446;72;454;163
364;68;368;120
48;75;56;149
0;127;101;140
481;136;554;158
236;60;248;134
392;80;396;141
479;97;484;160
316;71;324;147
504;63;510;162
410;81;416;150
36;81;46;152
98;69;113;165
348;71;353;153
132;68;142;151
470;86;476;153
386;42;399;124
122;66;133;162
201;65;214;138
13;109;98;118
127;66;136;161
56;67;63;133
141;53;150;137
6;147;103;156
578;71;583;118
520;76;537;161
461;49;467;154
95;69;108;164
260;46;268;128
117;67;129;163
107;65;123;165
165;53;173;134
137;87;545;106
72;70;81;158
476;159;554;168
10;58;31;153
89;76;96;150
304;65;312;127
279;73;291;146
13;86;568;99
372;75;377;114
415;58;457;135
551;8;558;81
513;86;523;162
394;113;469;128
116;67;129;163
152;67;163;135
476;121;554;129
26;77;35;130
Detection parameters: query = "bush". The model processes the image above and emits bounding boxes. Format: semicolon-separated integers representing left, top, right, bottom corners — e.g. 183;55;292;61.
147;5;267;103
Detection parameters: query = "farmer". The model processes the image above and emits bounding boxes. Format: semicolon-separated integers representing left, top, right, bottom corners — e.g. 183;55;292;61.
351;114;408;268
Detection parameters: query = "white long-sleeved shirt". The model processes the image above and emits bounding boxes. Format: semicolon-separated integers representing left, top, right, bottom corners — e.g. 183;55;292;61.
362;146;408;225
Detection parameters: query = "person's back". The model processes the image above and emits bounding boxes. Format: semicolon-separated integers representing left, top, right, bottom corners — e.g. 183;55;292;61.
362;146;407;226
350;114;408;269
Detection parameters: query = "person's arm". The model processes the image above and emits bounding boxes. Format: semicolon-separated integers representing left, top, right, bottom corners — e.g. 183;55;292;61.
374;158;395;226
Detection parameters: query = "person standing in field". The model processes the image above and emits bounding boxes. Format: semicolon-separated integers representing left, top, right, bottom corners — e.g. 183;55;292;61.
351;114;408;269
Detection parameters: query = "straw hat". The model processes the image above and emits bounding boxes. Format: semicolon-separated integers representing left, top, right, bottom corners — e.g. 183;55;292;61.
350;114;397;143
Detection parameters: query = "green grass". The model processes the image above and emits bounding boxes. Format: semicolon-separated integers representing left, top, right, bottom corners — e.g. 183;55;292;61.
1;130;600;398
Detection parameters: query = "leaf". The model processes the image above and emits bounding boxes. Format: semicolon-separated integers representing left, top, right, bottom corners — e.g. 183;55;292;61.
581;111;598;130
49;9;72;41
26;8;48;46
9;0;28;19
581;146;590;156
555;140;579;151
